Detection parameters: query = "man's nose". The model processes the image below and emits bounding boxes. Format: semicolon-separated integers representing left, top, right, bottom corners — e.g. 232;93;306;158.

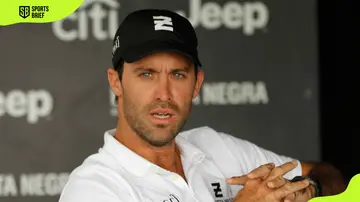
155;75;172;101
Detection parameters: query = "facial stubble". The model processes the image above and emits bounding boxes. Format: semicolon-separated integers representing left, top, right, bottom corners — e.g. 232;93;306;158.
122;90;192;147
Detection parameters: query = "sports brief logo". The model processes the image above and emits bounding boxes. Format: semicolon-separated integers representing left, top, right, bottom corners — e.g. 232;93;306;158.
176;0;269;35
153;16;174;32
52;0;120;41
0;89;54;124
19;6;30;19
19;6;50;19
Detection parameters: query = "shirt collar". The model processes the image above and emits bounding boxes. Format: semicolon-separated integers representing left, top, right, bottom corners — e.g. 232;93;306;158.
101;129;205;177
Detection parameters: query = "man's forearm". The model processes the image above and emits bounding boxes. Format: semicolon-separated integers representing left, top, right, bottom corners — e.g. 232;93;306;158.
308;162;347;196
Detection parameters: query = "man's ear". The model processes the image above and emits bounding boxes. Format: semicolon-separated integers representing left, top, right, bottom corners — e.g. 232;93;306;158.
107;68;122;98
193;69;204;99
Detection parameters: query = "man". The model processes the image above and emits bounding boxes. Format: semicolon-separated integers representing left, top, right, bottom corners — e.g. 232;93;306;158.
59;9;346;202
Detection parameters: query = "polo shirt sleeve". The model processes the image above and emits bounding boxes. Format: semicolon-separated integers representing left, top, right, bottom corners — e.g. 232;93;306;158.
58;167;133;202
217;131;302;180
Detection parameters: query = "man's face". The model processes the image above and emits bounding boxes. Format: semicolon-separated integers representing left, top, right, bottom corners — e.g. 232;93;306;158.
117;52;203;147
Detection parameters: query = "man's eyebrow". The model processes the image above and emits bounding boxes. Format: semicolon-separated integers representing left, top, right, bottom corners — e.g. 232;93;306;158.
171;65;192;72
132;66;157;73
131;65;193;73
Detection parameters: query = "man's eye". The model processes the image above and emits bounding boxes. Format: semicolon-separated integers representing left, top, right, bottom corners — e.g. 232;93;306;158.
173;73;185;78
140;72;152;78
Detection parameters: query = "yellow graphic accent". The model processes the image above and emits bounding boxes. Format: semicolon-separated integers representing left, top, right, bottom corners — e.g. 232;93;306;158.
0;0;84;26
310;174;360;202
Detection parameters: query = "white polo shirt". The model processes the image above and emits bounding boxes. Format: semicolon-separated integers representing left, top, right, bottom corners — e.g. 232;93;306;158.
59;126;302;202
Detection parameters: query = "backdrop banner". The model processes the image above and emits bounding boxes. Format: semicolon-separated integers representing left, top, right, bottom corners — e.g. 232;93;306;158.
0;0;319;201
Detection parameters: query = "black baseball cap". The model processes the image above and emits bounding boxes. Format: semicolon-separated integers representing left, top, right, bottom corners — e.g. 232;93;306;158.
111;9;202;70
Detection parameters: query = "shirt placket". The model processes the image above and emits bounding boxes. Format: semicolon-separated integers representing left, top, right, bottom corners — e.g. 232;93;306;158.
168;172;200;202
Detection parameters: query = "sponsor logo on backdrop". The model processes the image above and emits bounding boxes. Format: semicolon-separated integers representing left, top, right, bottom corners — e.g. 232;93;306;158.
0;173;69;197
53;0;269;41
52;0;119;41
176;0;269;35
0;89;54;124
19;6;50;19
109;81;268;116
193;81;269;105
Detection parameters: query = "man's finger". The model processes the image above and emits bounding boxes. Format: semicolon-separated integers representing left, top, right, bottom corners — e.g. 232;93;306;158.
267;176;287;188
227;162;275;185
246;162;275;179
272;179;309;200
226;175;248;185
283;192;296;202
266;160;298;181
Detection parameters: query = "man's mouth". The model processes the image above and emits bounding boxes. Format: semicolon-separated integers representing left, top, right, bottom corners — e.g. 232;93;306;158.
151;113;172;119
149;108;176;122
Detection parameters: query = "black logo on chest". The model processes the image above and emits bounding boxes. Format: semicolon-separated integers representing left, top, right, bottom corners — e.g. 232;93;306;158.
211;182;223;197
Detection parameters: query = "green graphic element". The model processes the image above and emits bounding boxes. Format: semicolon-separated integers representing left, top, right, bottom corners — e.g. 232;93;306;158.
0;0;84;26
309;174;360;202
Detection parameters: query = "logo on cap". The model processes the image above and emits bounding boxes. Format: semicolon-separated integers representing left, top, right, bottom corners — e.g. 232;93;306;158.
153;16;173;32
112;36;120;56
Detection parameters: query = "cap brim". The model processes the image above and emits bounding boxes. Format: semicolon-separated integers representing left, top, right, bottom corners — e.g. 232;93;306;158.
122;41;201;67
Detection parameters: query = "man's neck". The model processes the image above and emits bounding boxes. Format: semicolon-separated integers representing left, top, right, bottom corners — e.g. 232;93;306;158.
114;125;183;175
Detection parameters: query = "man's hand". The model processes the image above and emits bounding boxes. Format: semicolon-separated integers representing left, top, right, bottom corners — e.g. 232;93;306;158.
227;161;315;202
